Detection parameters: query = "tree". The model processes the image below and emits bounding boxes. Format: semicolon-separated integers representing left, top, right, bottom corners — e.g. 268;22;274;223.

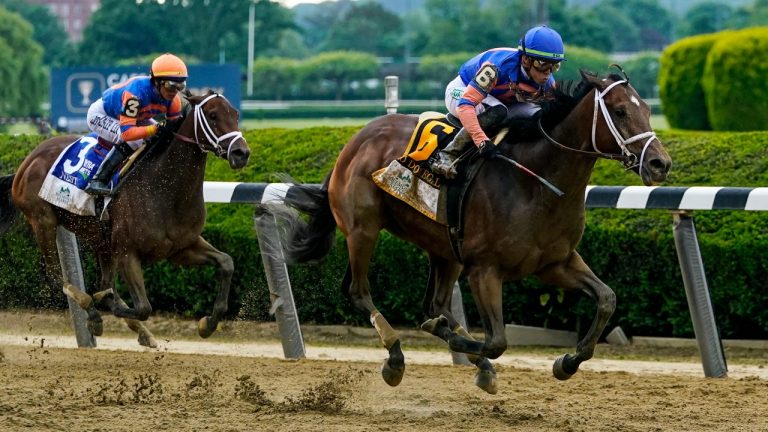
677;2;734;38
78;0;167;64
0;0;74;67
78;0;295;66
251;57;301;100
549;3;613;53
419;0;495;55
321;2;404;58
299;51;379;100
726;0;768;29
0;7;45;116
599;0;674;51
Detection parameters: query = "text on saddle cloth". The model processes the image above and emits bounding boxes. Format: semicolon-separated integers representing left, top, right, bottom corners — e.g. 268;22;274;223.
37;133;121;216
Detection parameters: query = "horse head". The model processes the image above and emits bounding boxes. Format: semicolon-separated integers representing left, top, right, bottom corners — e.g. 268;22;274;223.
177;90;251;169
579;69;672;185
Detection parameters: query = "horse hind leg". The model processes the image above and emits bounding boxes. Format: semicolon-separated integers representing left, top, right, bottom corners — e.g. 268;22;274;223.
25;214;105;336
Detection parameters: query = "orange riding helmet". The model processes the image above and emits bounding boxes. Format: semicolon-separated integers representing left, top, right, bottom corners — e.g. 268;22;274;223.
150;53;188;82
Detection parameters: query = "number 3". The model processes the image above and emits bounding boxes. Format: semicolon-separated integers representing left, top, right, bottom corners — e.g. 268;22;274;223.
123;98;140;118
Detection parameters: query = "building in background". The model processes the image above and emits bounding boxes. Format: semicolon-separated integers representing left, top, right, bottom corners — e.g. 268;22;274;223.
29;0;100;42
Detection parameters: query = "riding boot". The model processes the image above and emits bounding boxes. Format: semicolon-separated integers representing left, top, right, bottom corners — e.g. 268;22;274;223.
429;128;472;179
430;105;508;180
85;143;133;196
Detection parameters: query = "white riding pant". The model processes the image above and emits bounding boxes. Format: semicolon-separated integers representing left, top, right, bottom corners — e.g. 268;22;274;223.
86;99;145;150
444;75;542;119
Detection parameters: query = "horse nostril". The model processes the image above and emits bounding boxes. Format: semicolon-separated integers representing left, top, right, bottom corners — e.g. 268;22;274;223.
649;157;669;174
229;148;250;166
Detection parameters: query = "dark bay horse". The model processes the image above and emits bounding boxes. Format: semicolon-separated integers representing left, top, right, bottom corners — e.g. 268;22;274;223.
0;91;250;346
276;70;672;393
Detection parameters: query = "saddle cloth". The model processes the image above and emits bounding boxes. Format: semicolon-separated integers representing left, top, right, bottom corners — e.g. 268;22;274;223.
372;112;458;223
38;133;117;216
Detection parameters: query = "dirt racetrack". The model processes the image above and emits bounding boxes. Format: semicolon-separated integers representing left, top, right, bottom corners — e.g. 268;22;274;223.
2;311;768;432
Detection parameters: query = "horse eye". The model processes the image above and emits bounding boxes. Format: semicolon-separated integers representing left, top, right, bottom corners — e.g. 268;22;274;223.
615;108;626;117
209;112;217;121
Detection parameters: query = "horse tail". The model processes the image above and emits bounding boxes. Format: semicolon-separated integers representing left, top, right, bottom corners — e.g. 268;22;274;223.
0;174;19;235
274;172;337;264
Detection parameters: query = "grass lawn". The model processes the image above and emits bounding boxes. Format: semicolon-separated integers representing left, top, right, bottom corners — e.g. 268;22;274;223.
241;117;370;130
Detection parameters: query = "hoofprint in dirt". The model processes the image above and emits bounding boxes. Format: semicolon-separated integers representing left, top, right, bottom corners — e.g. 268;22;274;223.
1;343;768;432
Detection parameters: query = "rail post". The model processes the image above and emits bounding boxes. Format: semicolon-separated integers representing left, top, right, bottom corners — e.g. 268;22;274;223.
450;282;472;365
384;76;399;114
254;203;306;359
56;226;96;347
672;211;727;377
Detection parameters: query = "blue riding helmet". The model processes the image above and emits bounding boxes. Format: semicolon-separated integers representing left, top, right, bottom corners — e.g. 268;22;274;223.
518;25;565;61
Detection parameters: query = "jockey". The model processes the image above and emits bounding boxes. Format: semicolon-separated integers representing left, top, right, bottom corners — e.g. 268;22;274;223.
429;25;565;179
84;53;188;196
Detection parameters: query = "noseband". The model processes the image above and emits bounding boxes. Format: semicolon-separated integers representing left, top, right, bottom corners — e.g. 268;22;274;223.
173;93;245;158
539;79;659;174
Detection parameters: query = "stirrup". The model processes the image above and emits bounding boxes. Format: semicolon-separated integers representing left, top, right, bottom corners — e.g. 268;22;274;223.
85;181;113;196
430;158;458;180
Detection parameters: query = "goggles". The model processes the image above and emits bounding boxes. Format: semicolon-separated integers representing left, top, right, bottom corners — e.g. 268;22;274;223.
531;58;561;73
160;79;186;91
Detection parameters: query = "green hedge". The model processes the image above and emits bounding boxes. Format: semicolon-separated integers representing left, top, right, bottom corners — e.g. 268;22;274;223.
703;27;768;131
3;127;768;338
658;32;722;130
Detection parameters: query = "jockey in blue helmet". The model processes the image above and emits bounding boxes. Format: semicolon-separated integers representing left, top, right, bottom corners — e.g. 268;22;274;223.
429;25;565;179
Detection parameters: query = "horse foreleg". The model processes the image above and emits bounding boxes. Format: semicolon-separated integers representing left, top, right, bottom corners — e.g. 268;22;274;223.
538;252;616;380
465;267;508;359
113;253;152;321
422;256;497;394
343;226;405;387
169;236;234;339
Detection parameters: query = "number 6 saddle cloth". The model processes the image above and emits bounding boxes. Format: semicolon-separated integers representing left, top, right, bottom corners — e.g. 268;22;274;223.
372;111;458;224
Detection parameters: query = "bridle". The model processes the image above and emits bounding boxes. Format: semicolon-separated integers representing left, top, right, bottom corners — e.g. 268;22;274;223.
173;93;245;158
538;79;658;173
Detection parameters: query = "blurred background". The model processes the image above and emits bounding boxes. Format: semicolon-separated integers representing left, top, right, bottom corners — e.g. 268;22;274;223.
0;0;763;134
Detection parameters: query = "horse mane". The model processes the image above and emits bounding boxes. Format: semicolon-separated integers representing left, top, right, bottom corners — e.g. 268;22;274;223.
503;71;624;143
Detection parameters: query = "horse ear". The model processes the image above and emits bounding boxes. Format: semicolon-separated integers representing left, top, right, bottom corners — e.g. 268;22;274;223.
580;69;604;90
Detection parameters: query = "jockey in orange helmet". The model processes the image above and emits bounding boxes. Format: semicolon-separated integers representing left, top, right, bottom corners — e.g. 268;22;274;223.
430;26;565;179
84;53;188;196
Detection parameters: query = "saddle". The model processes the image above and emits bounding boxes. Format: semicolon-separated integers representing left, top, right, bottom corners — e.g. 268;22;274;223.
372;112;505;261
37;134;154;218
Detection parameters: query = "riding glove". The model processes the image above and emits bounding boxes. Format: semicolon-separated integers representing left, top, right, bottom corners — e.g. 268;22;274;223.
478;140;498;158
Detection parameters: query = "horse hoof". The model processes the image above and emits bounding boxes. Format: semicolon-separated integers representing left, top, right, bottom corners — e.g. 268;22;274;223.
92;289;114;304
475;369;498;394
553;354;576;381
197;316;216;338
138;332;158;348
87;319;103;337
420;315;448;335
380;358;405;387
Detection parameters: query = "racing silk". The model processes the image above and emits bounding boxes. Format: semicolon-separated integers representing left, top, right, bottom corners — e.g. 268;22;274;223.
456;47;556;144
101;76;182;142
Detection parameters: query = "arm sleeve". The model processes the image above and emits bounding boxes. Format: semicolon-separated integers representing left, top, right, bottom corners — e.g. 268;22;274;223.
118;91;156;141
456;85;490;145
166;95;182;121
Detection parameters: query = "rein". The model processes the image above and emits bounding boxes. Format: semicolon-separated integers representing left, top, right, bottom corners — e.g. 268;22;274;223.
538;79;658;174
173;93;245;158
